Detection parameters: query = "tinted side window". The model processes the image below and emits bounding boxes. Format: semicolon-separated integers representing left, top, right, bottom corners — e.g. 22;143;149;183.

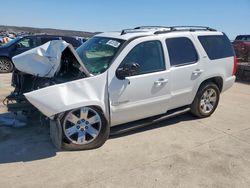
198;35;234;60
17;38;38;48
166;37;198;66
121;40;165;75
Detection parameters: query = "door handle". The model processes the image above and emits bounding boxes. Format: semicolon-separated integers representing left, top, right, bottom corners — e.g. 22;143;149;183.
154;78;168;85
192;69;204;75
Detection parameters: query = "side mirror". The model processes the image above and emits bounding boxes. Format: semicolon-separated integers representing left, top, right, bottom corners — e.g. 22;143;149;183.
116;63;140;80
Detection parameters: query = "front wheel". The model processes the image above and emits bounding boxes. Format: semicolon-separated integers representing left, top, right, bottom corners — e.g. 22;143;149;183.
61;106;109;150
191;83;220;118
0;57;13;73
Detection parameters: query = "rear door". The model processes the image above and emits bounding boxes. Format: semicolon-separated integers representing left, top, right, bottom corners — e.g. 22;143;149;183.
164;34;203;109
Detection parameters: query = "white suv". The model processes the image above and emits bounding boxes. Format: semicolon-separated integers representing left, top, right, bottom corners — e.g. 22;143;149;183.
11;26;236;150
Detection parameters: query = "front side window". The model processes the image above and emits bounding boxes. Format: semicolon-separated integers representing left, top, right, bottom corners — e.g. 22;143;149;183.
120;40;165;75
17;38;37;48
77;37;125;75
166;37;198;66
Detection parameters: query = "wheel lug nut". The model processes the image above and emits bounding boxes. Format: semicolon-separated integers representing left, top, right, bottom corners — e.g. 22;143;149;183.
77;121;81;124
85;121;89;124
85;126;88;129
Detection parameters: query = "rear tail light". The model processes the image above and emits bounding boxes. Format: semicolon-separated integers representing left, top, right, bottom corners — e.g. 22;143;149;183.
232;55;237;76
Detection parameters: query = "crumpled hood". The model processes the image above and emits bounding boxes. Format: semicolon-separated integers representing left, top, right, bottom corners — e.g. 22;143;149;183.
12;40;90;77
24;72;109;119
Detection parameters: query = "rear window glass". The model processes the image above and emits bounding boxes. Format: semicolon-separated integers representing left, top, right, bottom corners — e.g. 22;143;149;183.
198;35;234;60
41;37;60;44
235;35;250;41
62;37;82;48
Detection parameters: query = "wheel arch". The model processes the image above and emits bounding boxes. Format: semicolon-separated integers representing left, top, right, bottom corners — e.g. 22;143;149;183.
199;76;223;92
191;76;223;104
0;56;13;62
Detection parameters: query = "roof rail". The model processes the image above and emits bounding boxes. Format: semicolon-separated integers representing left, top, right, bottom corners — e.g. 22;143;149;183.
121;26;217;35
154;26;217;34
134;26;171;30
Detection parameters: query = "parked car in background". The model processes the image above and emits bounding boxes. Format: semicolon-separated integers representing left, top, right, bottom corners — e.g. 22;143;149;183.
232;35;250;62
0;35;83;73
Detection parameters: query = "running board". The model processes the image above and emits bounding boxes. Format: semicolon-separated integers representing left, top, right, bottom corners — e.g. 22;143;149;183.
110;106;190;136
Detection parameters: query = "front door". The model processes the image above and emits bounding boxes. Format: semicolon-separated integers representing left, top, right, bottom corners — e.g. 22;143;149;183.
109;40;171;126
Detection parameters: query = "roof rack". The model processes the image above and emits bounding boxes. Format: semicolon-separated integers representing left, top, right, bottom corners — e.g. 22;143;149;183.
120;26;217;35
154;26;217;34
134;26;171;30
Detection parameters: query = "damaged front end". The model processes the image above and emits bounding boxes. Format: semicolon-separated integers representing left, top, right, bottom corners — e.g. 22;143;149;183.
4;40;90;116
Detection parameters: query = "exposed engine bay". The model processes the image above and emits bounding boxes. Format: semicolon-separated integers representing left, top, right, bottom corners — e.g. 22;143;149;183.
4;41;89;115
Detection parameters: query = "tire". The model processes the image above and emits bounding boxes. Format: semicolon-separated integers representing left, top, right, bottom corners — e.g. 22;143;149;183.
61;106;109;150
0;57;13;73
191;82;220;118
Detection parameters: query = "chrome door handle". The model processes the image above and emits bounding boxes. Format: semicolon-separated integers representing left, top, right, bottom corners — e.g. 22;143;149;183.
154;78;168;85
192;69;204;75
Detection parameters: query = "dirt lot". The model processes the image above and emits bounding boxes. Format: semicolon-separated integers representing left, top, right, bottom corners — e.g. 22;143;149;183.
0;73;250;188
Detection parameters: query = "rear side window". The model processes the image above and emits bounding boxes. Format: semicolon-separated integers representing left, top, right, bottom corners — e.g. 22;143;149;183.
166;37;198;66
198;35;234;60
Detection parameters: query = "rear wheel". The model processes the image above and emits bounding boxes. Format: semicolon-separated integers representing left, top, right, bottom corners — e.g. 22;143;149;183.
61;106;109;150
191;83;220;118
0;57;13;73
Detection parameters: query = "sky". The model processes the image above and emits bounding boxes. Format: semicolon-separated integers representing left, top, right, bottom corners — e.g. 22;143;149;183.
0;0;250;39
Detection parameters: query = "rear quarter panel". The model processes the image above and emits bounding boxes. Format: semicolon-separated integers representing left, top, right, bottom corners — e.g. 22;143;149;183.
190;32;234;101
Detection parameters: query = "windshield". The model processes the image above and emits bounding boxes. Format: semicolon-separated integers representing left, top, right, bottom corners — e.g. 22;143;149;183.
76;37;125;75
0;37;21;48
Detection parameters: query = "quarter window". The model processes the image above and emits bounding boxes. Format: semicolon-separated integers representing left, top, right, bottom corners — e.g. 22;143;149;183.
198;35;234;60
121;40;165;75
166;37;198;66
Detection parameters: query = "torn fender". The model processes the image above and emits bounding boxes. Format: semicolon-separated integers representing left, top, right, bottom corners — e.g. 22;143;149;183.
24;72;109;119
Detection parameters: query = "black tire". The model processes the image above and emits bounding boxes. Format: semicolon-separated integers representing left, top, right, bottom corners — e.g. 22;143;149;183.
61;106;109;150
191;82;220;118
0;57;13;73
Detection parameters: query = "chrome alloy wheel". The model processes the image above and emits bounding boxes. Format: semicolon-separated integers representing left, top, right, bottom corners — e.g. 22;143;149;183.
199;88;217;114
0;58;11;72
63;107;102;145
